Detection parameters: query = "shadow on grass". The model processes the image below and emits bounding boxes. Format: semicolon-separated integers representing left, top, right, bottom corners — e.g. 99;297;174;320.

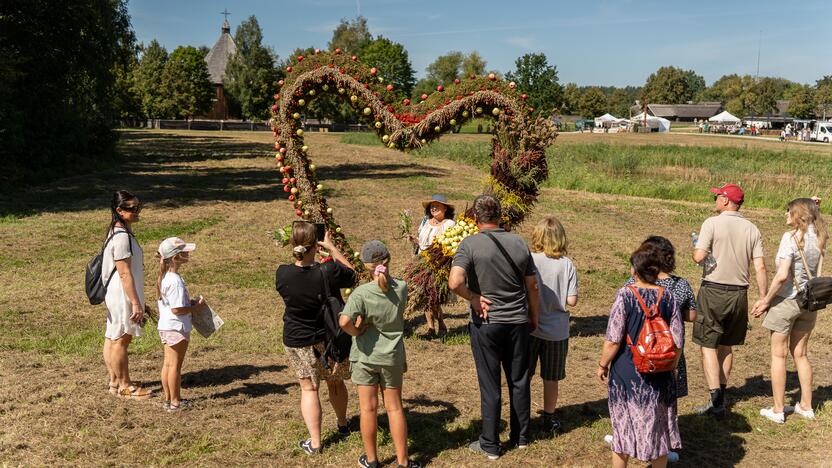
181;364;286;388
677;411;751;467
570;314;609;337
0;130;449;217
210;381;295;399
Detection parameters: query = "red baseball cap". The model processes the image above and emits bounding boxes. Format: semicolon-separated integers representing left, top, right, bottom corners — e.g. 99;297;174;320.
709;184;744;204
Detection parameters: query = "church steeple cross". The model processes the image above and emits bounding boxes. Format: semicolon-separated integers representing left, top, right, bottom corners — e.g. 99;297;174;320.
220;8;231;22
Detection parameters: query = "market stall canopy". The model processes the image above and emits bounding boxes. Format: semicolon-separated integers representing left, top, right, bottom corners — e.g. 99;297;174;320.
631;112;672;132
708;111;741;124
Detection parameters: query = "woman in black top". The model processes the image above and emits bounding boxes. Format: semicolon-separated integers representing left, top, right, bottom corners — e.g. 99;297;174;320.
276;221;356;455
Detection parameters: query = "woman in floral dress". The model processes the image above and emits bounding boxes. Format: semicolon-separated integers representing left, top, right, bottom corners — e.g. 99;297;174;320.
598;243;683;467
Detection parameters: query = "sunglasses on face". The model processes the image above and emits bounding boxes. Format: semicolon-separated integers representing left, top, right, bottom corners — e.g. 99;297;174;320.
121;204;142;213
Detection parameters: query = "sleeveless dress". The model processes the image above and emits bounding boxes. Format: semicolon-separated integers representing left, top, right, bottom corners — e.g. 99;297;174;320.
605;287;682;461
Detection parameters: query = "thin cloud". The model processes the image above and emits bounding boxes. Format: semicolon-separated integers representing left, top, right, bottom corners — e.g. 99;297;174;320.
506;36;537;50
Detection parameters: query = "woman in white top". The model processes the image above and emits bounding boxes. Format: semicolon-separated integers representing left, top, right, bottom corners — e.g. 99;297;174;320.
408;194;455;337
156;236;204;412
753;198;828;423
101;190;150;398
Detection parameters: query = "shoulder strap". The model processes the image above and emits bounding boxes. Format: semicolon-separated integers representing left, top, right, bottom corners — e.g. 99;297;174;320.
102;231;133;290
318;263;332;299
482;231;525;286
795;240;815;281
626;285;664;318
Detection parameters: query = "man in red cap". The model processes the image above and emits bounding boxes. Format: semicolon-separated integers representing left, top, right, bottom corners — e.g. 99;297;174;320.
691;183;767;419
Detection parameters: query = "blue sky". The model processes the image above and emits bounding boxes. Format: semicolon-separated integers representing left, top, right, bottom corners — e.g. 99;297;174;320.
129;0;831;87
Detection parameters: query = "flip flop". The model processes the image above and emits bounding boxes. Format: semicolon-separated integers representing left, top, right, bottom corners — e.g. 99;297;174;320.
118;384;151;399
108;383;118;395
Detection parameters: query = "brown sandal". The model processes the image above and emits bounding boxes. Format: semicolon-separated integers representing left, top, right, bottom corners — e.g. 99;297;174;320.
108;383;118;395
118;385;151;399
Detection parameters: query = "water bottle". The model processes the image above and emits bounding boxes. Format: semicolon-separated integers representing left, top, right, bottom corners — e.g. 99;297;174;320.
691;232;717;272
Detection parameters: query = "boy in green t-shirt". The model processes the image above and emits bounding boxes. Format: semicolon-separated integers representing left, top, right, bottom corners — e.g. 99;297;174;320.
339;240;420;468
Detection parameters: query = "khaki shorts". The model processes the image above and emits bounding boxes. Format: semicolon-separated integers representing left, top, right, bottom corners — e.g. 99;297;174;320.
762;296;817;334
285;342;350;385
693;282;749;348
350;361;406;388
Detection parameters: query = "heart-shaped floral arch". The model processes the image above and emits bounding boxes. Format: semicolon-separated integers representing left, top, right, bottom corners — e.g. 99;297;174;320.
271;49;557;309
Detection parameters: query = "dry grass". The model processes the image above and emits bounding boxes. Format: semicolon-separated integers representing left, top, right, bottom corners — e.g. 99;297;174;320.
1;129;831;466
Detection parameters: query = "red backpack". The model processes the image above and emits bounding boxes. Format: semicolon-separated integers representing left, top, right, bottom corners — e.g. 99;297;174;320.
626;285;678;374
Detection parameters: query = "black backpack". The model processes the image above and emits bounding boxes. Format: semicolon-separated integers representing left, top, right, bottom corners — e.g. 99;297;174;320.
85;231;131;305
318;264;352;367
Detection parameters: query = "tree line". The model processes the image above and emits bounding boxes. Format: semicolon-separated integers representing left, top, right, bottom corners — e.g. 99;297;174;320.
3;6;832;188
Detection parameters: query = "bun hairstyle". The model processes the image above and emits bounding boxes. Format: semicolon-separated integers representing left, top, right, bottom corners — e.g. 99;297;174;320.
630;243;662;284
108;190;138;237
291;221;317;261
641;235;676;274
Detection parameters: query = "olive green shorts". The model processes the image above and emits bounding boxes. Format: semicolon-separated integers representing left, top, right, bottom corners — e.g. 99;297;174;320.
762;296;817;334
693;282;749;348
350;361;406;388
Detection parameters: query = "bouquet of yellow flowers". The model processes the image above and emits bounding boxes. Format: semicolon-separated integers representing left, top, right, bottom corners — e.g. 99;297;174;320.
431;216;478;257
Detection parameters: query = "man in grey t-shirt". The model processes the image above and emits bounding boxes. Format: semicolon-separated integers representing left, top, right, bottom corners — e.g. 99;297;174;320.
449;195;540;459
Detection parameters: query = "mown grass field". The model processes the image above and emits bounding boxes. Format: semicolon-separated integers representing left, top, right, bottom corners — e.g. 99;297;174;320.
1;129;831;466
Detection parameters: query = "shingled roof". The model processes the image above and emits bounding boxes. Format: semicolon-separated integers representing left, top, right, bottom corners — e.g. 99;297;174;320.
205;21;236;85
646;102;722;119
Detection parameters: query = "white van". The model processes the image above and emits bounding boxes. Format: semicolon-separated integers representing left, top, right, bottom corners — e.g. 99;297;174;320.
811;121;832;143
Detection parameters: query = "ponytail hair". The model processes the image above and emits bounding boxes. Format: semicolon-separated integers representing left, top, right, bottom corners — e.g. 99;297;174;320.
367;258;391;292
291;221;316;261
155;252;174;300
108;190;138;238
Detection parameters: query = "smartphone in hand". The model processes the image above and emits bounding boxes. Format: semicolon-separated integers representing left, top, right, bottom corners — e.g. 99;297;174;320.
314;223;326;242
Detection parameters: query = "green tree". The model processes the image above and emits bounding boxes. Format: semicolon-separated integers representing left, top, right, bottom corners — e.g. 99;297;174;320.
640;66;702;104
0;0;134;187
328;16;371;53
684;69;706;101
160;46;213;119
787;85;816;119
411;78;440;100
133;40;169;118
359;36;416;97
505;53;562;116
750;77;781;116
816;75;832;120
224;16;279;121
462;52;487;77
111;30;142;119
607;89;632;117
426;51;464;84
562;83;581;114
578;87;607;118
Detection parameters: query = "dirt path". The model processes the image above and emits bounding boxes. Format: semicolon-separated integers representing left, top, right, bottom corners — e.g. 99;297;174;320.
0;130;830;466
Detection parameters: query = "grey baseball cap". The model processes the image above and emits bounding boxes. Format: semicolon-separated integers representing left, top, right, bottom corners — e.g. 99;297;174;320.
360;240;389;263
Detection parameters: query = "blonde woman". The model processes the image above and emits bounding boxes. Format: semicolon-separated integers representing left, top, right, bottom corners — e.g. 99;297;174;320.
529;216;578;434
753;198;828;423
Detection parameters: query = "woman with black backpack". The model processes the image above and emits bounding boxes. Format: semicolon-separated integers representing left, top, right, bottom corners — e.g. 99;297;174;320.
276;221;356;455
102;190;151;398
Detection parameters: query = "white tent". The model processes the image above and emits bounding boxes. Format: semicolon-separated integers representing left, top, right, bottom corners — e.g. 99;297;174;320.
631;112;671;132
709;111;741;124
595;113;618;124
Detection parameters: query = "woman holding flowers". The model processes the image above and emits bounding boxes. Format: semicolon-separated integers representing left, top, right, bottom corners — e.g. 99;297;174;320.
408;194;456;337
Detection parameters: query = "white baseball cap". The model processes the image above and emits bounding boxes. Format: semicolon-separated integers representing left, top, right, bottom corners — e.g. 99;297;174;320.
158;237;196;259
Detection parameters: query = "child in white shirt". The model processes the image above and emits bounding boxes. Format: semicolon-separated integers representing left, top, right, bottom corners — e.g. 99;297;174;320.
156;237;204;412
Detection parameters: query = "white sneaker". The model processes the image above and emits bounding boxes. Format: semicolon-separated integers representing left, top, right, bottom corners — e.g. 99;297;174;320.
784;402;816;420
759;407;785;424
603;434;613;445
